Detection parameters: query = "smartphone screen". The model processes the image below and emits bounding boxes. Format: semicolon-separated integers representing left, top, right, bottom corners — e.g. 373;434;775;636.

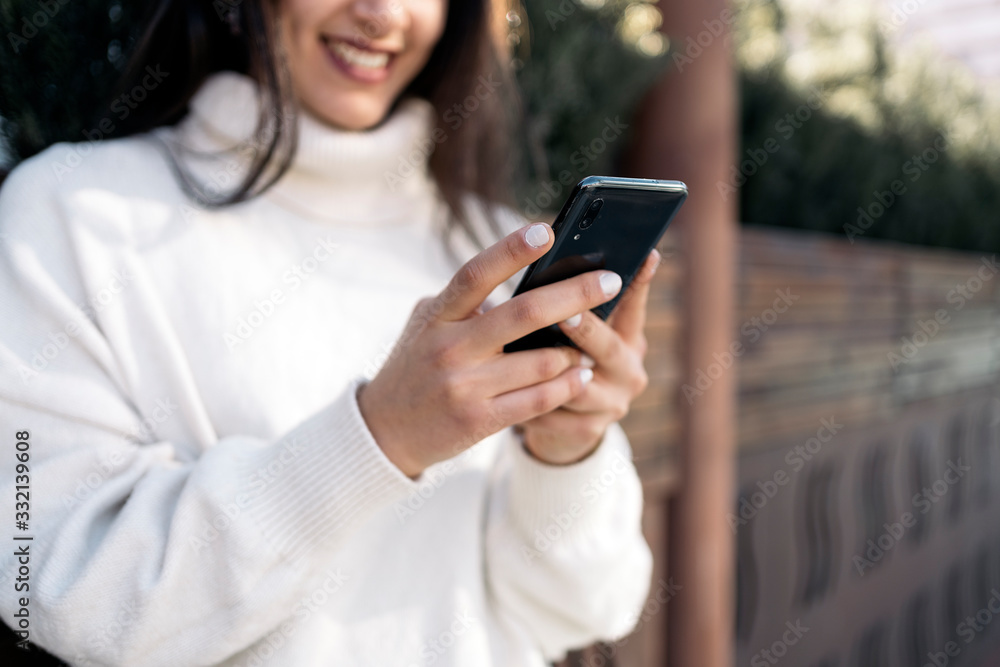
504;176;687;352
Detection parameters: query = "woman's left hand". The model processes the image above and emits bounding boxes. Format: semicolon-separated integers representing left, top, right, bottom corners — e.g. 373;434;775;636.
516;249;660;464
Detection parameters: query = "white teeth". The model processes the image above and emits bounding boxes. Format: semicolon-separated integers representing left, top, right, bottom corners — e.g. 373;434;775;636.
330;41;390;70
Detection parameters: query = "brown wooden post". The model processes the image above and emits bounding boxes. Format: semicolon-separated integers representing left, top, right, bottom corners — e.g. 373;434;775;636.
624;1;738;665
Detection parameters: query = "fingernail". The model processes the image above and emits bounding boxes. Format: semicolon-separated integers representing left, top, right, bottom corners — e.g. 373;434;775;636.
650;249;661;275
564;313;582;328
600;272;622;296
525;223;549;248
580;354;596;368
579;368;594;385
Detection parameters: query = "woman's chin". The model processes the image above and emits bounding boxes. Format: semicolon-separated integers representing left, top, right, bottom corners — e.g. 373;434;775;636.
300;96;393;132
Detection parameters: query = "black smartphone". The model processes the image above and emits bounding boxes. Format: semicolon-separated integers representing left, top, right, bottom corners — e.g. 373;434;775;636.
503;176;687;352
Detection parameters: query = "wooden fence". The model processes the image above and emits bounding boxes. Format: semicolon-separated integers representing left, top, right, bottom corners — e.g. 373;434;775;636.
733;227;1000;667
560;225;1000;666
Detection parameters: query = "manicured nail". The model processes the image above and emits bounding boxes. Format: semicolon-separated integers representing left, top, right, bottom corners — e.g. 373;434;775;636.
525;223;550;248
564;313;582;328
600;272;622;296
579;368;594;385
580;354;596;369
649;248;661;275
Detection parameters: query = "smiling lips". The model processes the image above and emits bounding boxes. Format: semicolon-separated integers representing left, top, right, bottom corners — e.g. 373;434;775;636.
321;37;396;83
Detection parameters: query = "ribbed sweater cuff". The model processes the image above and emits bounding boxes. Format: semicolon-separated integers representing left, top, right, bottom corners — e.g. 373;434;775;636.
238;377;418;565
506;422;635;547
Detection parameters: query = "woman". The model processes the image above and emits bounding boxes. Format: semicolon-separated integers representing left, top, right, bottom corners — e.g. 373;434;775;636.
0;1;656;665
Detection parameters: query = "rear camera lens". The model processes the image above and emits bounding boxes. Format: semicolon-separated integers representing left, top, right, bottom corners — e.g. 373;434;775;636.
580;198;602;229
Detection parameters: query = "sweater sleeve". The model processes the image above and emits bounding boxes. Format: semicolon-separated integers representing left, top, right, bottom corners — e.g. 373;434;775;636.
484;422;654;661
0;157;421;665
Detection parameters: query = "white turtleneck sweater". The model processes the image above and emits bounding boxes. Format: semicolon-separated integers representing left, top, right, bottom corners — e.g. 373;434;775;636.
0;72;652;667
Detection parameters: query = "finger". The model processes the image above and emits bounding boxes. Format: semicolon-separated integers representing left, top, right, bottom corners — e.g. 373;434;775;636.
558;376;616;414
556;379;641;426
474;347;583;397
608;249;659;346
491;365;594;423
435;223;553;322
558;311;632;378
474;269;623;350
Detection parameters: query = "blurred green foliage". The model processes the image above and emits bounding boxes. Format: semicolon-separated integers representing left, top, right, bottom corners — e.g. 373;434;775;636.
733;0;1000;252
0;0;670;190
509;0;671;214
2;0;997;253
0;0;140;164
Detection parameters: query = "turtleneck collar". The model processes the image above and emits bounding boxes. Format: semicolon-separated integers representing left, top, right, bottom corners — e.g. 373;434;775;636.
169;70;445;223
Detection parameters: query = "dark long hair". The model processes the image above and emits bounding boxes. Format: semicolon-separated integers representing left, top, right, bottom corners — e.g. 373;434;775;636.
107;0;517;245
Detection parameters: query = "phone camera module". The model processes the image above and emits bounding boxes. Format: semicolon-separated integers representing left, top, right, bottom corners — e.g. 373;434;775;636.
580;198;603;229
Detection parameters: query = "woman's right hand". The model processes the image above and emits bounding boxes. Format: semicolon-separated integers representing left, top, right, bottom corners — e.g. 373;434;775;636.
356;223;624;478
